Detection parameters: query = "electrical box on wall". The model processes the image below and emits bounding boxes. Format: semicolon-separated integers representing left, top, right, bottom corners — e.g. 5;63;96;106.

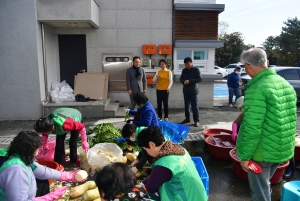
141;58;148;67
158;44;172;55
142;44;156;55
167;59;172;67
151;59;156;67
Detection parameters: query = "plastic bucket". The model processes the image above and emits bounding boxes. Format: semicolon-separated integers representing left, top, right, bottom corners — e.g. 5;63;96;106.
202;128;232;138
37;160;60;185
229;149;290;185
205;134;235;160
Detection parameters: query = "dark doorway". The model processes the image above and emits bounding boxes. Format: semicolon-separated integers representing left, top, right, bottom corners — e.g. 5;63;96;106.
58;35;87;89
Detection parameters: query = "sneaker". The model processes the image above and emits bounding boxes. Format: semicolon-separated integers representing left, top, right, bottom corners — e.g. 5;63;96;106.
194;122;199;127
164;118;168;121
180;119;190;124
57;164;64;172
229;104;233;107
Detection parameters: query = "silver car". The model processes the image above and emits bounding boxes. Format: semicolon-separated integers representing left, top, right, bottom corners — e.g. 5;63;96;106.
240;67;300;101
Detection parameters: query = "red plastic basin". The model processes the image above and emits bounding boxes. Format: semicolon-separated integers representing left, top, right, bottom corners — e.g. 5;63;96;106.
37;160;60;185
205;134;236;160
202;128;232;138
229;149;289;185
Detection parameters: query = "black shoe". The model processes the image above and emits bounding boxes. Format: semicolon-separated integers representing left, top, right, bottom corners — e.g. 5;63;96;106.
180;119;190;124
194;122;199;127
283;157;295;179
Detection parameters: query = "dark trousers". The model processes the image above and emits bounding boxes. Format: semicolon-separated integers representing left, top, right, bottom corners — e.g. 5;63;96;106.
156;90;169;119
183;93;199;123
54;130;79;165
36;179;50;197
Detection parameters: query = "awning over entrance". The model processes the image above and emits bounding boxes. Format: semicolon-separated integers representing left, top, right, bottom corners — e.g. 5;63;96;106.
174;3;225;13
175;40;224;48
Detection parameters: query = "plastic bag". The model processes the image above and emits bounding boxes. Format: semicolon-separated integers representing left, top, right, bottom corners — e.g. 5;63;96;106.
158;121;189;144
36;138;56;162
87;143;123;168
50;80;75;103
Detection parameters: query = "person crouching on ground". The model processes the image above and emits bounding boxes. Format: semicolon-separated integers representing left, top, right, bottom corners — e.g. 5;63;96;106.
0;131;86;201
125;92;158;127
34;107;89;166
137;126;208;201
95;163;154;201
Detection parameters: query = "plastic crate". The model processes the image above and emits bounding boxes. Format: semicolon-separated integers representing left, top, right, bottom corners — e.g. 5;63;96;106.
191;156;209;196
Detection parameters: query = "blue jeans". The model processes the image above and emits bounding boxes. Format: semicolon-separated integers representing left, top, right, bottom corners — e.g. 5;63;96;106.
228;88;240;104
247;161;279;201
183;93;199;123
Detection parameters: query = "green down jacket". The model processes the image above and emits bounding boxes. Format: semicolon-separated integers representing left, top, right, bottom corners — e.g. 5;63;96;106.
236;68;297;163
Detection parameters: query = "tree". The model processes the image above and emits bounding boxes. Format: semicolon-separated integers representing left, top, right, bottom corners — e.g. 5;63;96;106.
215;32;247;67
278;17;300;66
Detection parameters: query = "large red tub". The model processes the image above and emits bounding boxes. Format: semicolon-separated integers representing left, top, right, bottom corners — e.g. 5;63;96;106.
37;160;60;185
202;128;232;138
205;134;236;160
229;149;289;185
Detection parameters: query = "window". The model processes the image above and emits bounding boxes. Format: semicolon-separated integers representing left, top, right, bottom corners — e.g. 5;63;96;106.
214;67;218;69
194;65;205;69
283;69;300;80
177;50;192;60
276;70;284;78
194;50;208;60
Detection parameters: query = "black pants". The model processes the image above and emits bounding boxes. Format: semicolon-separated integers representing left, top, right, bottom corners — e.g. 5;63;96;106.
183;93;199;123
54;130;79;165
36;179;49;197
156;90;169;119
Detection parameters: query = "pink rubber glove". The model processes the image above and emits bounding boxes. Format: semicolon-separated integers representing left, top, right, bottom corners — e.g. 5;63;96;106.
40;134;49;156
59;169;86;182
79;128;89;152
33;186;68;201
232;123;238;141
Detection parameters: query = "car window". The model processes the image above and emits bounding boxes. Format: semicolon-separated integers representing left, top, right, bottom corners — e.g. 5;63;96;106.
214;67;218;69
282;69;300;80
226;65;235;69
276;70;284;78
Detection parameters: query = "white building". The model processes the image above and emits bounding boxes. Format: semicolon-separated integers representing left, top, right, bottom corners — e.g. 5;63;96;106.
0;0;224;120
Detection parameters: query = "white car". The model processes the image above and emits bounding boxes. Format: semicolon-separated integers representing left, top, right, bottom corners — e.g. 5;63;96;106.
214;66;228;77
224;63;246;75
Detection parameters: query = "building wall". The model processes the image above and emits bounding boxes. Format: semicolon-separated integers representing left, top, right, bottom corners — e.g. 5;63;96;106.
0;0;42;120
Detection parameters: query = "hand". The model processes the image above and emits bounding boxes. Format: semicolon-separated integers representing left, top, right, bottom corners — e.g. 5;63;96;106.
131;166;138;174
79;128;89;152
39;145;49;156
231;132;237;141
60;169;86;182
128;90;132;95
240;160;249;173
157;74;161;78
143;89;146;93
34;186;68;201
167;89;170;93
231;123;238;142
82;141;89;152
184;80;189;85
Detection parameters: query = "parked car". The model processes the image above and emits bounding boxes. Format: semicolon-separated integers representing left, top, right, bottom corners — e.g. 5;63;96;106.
240;67;300;101
224;63;246;75
214;66;228;77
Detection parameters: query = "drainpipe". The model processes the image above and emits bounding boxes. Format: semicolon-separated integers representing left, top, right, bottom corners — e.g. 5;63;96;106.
41;23;48;117
172;0;175;71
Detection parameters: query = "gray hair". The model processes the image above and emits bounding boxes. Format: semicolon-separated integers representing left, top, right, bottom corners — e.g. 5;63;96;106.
240;48;268;67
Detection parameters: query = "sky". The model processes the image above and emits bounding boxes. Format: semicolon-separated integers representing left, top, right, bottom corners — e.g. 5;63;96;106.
216;0;300;47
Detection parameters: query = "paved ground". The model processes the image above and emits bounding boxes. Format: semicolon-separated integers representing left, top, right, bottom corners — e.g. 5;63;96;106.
1;98;300;201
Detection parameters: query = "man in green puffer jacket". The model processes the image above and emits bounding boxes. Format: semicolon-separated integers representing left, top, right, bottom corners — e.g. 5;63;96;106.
236;48;297;201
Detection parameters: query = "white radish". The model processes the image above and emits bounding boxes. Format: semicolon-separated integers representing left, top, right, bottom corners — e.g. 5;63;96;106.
75;170;88;181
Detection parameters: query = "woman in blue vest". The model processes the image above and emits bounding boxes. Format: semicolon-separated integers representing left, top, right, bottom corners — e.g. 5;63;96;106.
34;108;89;166
0;131;86;201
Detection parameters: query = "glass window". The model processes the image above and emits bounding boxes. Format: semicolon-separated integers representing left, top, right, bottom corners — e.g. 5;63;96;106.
194;50;208;60
177;50;192;60
214;67;218;69
283;69;300;80
276;70;284;78
194;66;205;69
179;64;185;70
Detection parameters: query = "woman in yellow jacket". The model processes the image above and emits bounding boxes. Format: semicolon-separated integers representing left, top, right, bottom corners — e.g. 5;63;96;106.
152;59;173;121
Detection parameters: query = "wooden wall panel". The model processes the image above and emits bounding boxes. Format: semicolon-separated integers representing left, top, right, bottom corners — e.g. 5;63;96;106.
175;11;218;40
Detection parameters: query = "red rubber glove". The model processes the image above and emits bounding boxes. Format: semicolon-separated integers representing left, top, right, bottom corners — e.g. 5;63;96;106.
59;169;86;182
231;123;238;141
33;186;68;201
79;128;89;152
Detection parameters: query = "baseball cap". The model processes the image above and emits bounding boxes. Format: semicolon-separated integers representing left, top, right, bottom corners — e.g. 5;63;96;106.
235;66;241;70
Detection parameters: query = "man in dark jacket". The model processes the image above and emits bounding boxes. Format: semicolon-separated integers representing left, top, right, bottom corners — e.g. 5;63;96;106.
126;56;147;109
179;57;202;127
227;66;241;107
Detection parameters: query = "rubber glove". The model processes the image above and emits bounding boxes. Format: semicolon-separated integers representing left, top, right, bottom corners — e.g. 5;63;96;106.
130;159;139;174
40;134;49;156
79;128;89;152
232;123;238;141
59;169;86;182
33;186;68;201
